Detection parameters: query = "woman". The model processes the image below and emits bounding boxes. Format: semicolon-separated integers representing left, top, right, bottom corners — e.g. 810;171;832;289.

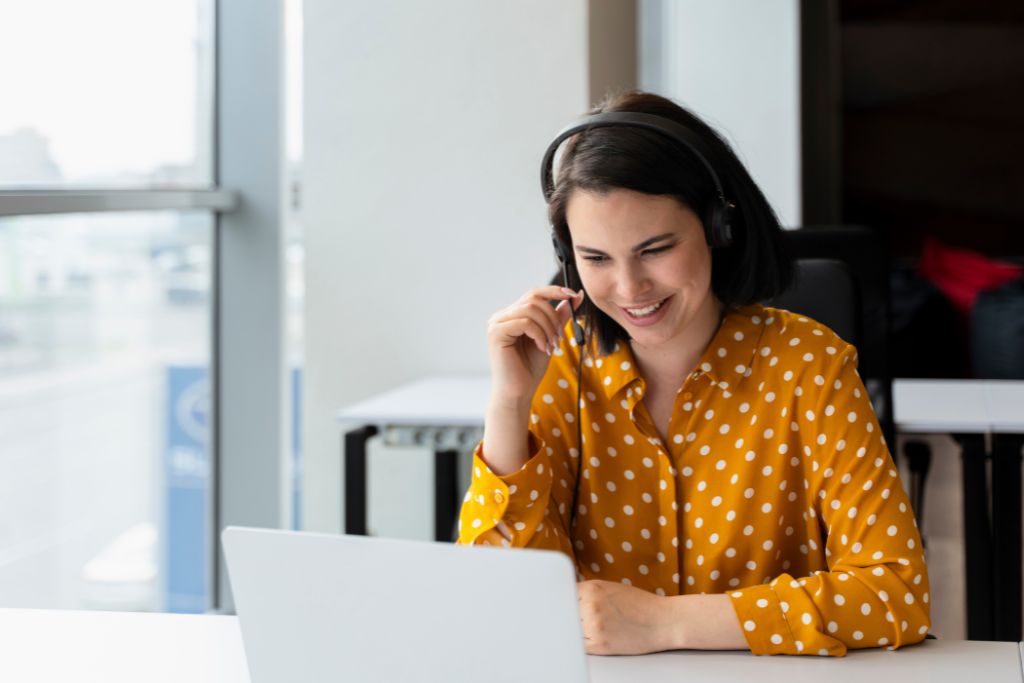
458;91;930;657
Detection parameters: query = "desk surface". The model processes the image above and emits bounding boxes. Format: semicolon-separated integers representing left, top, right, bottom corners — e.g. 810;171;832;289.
337;376;1024;434
0;608;250;682
985;380;1024;434
336;375;490;427
893;379;1024;434
892;379;990;433
2;608;1021;683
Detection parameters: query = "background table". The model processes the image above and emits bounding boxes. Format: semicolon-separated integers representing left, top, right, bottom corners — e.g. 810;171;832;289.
894;379;1024;642
1;608;1021;682
337;376;489;540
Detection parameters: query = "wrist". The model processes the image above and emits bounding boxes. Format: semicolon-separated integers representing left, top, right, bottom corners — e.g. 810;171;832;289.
488;391;533;417
661;595;691;650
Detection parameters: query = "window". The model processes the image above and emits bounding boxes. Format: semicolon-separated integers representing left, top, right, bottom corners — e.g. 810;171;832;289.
0;0;287;613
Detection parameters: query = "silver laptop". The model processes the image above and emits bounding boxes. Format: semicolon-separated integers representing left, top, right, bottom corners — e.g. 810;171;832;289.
222;527;589;682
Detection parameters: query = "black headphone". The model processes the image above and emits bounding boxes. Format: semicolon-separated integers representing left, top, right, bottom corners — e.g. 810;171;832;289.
541;111;736;250
540;111;736;534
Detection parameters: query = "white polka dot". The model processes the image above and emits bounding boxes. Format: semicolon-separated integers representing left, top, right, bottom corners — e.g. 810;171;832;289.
801;613;812;625
743;620;756;632
834;595;845;605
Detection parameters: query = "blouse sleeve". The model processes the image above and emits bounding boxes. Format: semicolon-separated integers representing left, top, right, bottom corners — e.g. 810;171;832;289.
729;343;931;656
456;340;581;561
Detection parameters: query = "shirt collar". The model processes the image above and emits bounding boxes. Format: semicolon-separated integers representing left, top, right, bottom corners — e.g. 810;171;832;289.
594;304;768;400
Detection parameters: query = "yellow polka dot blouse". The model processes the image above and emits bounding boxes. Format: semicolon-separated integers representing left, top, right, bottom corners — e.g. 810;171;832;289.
458;304;930;656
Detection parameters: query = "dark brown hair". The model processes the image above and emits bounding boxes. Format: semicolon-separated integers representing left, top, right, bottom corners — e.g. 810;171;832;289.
547;91;793;355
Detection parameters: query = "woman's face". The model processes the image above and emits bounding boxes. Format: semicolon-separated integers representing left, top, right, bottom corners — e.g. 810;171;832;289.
565;188;718;354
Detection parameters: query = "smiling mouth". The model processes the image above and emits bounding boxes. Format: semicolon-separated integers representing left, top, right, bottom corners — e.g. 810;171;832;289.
622;297;669;318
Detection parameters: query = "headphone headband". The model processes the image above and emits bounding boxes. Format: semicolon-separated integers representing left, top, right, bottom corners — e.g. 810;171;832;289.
539;111;727;202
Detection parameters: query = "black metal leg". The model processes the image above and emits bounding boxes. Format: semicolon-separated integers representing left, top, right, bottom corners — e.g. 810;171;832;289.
956;433;994;640
344;425;378;535
992;434;1024;641
434;449;459;542
904;439;932;532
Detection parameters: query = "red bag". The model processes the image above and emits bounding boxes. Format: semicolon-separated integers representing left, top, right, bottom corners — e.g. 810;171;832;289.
917;237;1023;316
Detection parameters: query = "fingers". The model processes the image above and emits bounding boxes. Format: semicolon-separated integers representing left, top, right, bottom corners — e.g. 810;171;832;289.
555;290;586;331
492;286;583;350
490;317;553;356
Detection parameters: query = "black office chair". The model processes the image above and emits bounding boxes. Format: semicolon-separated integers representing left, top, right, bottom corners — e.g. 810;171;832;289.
768;258;861;352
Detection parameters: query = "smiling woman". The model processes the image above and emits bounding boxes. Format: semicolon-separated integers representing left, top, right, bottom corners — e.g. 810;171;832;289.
459;92;930;658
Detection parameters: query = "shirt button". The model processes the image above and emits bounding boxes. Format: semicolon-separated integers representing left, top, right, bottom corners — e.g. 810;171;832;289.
494;491;505;504
683;392;693;400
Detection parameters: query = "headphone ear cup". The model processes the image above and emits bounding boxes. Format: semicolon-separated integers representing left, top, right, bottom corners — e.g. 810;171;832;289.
706;200;735;248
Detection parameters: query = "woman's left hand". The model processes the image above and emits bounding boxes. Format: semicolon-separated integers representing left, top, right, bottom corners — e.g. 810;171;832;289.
577;579;679;655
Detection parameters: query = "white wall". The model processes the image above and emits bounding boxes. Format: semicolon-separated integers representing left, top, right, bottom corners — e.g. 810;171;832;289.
302;0;592;533
640;0;802;227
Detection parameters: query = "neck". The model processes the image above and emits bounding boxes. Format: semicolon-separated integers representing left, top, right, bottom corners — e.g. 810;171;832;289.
630;296;725;387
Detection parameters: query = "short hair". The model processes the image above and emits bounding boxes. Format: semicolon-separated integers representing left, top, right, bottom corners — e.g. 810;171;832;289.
547;91;794;356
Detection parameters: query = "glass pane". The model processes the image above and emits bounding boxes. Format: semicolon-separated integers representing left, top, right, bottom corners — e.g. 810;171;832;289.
0;211;212;612
0;0;213;188
285;0;304;529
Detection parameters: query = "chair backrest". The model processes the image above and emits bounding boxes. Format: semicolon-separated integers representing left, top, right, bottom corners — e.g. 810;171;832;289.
768;258;861;350
781;226;889;382
775;225;894;449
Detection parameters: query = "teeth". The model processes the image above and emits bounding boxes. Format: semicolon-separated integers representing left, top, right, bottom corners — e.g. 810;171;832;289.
627;300;664;317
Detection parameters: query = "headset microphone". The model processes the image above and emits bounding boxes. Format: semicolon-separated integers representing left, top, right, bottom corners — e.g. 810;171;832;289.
552;234;586;347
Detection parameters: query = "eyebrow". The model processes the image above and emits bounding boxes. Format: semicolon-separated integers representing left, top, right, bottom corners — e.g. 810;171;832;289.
574;232;677;256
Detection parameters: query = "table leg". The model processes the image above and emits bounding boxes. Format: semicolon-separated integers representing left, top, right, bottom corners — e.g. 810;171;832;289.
992;434;1024;641
434;449;459;542
344;425;378;535
956;433;993;640
903;439;932;531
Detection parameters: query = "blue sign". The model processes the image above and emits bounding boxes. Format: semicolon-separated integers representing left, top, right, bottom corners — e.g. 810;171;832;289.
165;365;209;613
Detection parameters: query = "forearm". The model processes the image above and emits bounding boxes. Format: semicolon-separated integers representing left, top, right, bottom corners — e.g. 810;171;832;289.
665;593;747;651
480;393;533;476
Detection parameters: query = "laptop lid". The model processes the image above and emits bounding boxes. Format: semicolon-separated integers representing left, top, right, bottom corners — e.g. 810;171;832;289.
222;527;589;682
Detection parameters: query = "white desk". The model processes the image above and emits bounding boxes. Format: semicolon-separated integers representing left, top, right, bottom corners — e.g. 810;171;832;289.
337;376;489;540
0;608;250;682
894;379;1024;641
2;608;1021;683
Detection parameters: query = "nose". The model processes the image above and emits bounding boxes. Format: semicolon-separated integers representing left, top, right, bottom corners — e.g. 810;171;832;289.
616;260;653;303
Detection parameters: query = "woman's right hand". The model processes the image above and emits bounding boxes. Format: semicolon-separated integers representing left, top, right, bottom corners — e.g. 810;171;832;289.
486;285;585;406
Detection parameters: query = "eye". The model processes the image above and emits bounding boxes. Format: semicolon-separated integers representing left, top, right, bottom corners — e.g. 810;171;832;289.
581;254;608;264
640;245;673;257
